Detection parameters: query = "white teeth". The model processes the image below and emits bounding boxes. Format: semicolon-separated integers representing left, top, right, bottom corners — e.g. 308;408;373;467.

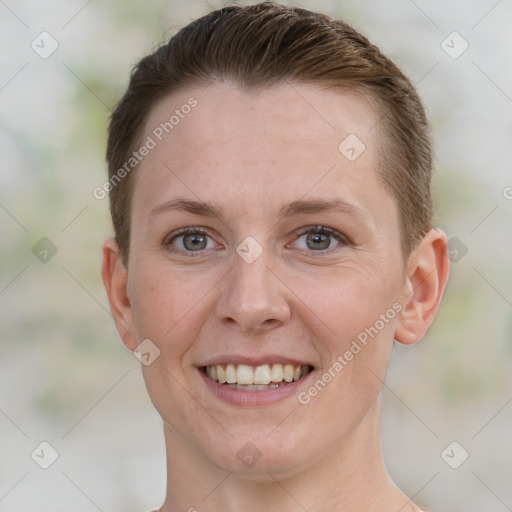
236;364;253;385
217;365;227;384
253;364;271;385
271;364;284;382
283;364;294;383
226;364;237;384
226;383;282;390
204;363;311;386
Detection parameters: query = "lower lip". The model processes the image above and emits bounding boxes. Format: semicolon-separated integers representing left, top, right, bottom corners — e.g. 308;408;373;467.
198;368;314;406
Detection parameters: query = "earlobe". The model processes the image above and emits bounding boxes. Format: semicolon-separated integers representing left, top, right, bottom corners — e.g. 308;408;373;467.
101;238;139;351
394;228;450;345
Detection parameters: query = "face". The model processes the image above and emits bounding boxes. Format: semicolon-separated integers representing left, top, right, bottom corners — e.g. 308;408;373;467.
123;82;409;476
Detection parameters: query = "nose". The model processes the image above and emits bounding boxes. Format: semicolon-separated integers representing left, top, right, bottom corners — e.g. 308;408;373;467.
214;249;291;333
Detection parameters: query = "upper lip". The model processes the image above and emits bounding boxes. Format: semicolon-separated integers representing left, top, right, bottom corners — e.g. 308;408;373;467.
199;355;315;367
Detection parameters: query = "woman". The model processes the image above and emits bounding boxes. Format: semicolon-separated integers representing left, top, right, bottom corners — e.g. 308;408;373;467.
101;3;449;511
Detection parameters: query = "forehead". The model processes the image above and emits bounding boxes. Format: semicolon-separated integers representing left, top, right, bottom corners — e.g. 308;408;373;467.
143;82;377;161
132;82;393;224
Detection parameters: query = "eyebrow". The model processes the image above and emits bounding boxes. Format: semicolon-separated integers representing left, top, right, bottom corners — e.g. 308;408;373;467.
278;198;369;221
149;197;369;222
149;199;223;219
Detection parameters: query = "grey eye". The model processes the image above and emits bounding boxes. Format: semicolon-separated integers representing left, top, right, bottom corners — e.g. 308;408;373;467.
182;233;208;251
290;226;345;253
305;232;331;250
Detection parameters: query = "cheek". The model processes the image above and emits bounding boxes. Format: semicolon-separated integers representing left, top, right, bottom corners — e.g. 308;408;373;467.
130;263;216;420
290;266;402;349
128;262;214;353
289;265;401;411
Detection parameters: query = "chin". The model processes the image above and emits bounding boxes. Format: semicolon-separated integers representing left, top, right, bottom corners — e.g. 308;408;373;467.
202;425;316;478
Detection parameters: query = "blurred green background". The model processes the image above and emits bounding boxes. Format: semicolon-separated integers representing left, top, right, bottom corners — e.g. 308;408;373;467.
1;0;511;510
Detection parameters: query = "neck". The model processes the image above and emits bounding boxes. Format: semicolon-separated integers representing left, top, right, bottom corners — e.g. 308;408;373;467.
158;401;419;512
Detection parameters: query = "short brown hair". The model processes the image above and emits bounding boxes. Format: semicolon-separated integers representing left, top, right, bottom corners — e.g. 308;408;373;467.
106;1;434;266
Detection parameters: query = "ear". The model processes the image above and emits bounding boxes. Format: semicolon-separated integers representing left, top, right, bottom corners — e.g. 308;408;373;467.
101;237;138;351
394;228;450;345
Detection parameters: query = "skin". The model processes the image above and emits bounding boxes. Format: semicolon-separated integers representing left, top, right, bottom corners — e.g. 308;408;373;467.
102;82;449;512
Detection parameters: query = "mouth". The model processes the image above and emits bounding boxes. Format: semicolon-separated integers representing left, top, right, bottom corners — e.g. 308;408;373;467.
201;363;314;391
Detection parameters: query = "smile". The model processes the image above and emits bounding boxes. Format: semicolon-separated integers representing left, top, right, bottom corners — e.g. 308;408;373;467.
203;363;313;390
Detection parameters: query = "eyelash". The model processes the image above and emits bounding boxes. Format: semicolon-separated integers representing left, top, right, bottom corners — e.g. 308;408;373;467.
292;225;349;254
163;226;349;256
164;227;213;258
